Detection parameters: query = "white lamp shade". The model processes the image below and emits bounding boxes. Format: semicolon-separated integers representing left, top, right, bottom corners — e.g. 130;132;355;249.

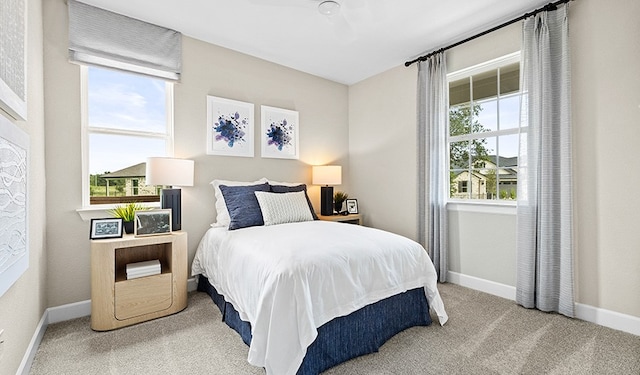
312;165;342;185
146;157;194;187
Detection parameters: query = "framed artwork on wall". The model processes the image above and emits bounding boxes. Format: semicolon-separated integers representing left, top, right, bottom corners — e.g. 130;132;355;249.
0;114;29;297
261;105;299;160
0;0;27;120
206;95;254;157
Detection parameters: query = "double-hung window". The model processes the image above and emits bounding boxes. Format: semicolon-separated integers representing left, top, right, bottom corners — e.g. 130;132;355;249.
447;52;523;202
83;66;174;206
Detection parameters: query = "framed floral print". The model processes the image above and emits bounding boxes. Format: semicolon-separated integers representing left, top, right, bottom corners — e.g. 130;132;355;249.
206;96;254;157
261;105;299;160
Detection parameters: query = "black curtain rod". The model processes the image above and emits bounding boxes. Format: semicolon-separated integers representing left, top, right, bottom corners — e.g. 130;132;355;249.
404;0;572;67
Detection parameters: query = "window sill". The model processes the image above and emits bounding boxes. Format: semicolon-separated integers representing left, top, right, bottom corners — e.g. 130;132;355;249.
447;200;516;215
76;202;161;222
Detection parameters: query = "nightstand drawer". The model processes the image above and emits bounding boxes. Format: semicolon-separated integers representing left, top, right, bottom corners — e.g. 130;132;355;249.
115;273;172;320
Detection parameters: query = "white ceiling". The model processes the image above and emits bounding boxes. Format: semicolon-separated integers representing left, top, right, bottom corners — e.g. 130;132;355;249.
79;0;551;85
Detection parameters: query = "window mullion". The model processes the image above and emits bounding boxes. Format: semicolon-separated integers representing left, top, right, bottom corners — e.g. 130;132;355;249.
89;127;169;140
165;81;175;156
468;76;474;199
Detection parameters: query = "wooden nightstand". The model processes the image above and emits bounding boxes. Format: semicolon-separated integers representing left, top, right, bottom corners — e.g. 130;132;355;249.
90;231;188;331
318;213;362;225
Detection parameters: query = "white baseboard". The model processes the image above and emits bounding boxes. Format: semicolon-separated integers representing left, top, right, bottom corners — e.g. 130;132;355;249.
47;300;92;324
447;271;639;337
16;310;48;375
575;302;640;336
447;271;516;301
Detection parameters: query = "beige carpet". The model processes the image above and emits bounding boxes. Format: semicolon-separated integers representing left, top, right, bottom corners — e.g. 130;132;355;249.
30;283;640;374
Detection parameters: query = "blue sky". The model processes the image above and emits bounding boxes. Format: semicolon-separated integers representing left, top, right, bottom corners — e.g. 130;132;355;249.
475;94;521;159
88;67;167;175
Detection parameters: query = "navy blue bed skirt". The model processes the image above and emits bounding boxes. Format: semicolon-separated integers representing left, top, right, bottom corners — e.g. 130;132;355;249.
197;276;432;375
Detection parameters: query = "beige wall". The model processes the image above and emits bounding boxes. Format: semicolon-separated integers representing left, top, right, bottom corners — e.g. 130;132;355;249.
570;0;640;316
0;0;47;374
347;64;418;239
42;0;348;309
349;0;640;318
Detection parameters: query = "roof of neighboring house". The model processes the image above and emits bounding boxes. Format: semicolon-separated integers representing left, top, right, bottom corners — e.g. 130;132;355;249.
451;170;487;180
488;155;518;168
100;163;146;179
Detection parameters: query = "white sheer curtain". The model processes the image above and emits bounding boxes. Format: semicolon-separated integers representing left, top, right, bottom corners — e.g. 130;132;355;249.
417;53;448;282
516;4;574;317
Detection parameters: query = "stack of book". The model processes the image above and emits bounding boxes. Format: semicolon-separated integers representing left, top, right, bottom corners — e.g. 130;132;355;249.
126;259;161;279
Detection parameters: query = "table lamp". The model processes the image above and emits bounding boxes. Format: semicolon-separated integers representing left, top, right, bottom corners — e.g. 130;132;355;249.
312;165;342;216
146;157;194;231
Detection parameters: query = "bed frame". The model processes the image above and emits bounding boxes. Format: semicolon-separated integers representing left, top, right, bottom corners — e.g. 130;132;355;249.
198;276;432;375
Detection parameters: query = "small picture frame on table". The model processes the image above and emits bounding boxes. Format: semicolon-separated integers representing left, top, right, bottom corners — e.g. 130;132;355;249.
345;199;358;214
134;209;172;237
90;218;123;240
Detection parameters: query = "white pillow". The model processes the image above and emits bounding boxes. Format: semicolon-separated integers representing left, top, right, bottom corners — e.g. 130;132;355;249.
267;179;304;186
254;191;314;226
210;178;268;227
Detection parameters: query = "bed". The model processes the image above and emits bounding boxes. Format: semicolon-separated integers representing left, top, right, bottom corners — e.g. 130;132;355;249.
191;179;448;375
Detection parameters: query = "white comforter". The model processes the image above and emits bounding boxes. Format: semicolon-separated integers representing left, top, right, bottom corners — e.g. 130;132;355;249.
192;221;448;375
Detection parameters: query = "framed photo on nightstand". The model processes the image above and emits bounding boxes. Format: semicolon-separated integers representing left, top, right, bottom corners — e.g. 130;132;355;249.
134;209;172;237
345;199;358;214
90;218;123;240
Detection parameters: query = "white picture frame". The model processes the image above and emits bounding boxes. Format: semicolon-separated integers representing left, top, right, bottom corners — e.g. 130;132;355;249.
0;0;27;121
346;199;359;214
206;95;254;157
261;105;299;160
134;209;172;237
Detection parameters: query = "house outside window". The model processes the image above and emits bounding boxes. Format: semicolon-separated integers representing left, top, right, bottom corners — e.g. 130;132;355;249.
447;52;523;202
83;66;174;206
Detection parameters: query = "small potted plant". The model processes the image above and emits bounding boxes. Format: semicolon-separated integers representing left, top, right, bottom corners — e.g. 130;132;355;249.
108;202;149;234
333;191;349;214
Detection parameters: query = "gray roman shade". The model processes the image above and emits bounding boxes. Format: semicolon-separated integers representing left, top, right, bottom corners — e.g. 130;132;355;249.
68;0;181;81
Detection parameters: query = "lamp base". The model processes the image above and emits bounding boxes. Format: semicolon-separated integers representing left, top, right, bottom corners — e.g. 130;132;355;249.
161;188;181;231
320;186;334;216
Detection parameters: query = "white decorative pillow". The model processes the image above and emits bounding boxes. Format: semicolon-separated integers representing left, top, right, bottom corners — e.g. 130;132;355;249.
254;191;314;226
210;178;268;227
267;179;303;186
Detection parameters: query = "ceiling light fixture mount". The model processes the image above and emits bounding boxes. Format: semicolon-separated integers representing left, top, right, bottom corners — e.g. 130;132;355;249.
318;0;340;16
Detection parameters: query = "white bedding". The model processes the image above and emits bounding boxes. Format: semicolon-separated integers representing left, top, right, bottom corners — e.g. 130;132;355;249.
192;220;448;375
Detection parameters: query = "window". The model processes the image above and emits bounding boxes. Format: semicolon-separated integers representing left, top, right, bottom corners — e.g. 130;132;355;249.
458;180;468;193
83;66;174;206
447;53;523;202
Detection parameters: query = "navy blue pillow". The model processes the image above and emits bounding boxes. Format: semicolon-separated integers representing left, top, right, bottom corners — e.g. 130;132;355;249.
270;184;318;220
219;183;271;230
